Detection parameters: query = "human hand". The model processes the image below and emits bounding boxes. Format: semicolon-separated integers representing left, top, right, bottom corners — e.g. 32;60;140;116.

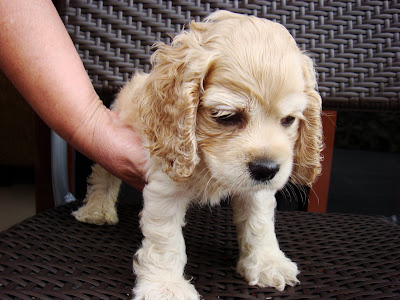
70;100;148;191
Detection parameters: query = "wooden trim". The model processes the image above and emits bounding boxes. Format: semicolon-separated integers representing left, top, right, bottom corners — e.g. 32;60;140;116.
307;110;337;213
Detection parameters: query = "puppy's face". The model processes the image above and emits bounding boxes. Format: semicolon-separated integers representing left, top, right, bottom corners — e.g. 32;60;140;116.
197;53;307;193
141;11;322;188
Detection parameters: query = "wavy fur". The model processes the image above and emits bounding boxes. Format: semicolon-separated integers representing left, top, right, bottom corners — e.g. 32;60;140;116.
73;11;323;300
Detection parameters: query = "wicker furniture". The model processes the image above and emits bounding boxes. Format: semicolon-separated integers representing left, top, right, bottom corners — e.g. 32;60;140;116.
57;0;399;111
1;190;400;299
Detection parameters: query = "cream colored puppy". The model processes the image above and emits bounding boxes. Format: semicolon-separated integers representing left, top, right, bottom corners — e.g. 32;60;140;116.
73;10;323;299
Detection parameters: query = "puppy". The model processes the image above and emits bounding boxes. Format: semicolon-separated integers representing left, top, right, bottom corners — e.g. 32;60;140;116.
73;10;323;299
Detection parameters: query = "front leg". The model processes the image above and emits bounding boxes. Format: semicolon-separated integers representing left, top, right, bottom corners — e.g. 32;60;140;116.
232;189;299;291
133;172;199;300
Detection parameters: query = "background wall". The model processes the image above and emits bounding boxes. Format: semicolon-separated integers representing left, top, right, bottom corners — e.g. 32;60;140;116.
0;72;35;182
0;72;36;231
328;111;400;221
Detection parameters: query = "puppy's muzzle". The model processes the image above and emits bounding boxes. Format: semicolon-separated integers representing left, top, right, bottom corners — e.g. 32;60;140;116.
249;159;280;183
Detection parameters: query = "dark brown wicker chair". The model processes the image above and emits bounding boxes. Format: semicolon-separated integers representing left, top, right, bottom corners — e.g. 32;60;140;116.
1;1;399;299
54;0;399;212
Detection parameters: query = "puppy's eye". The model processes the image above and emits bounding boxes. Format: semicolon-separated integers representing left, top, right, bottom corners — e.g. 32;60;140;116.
212;111;243;125
281;116;295;127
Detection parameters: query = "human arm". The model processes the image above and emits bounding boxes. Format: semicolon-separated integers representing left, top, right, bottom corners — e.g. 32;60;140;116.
0;0;147;190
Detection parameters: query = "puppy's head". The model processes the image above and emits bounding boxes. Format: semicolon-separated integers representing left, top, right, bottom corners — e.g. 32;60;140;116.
140;11;322;190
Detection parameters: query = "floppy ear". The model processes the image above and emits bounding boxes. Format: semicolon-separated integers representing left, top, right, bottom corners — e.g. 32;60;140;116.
139;22;216;182
292;54;323;187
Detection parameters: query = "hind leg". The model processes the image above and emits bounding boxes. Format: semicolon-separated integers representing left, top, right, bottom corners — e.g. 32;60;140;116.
73;164;122;225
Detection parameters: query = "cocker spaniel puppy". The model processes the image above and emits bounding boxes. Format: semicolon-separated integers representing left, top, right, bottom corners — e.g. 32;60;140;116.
73;10;323;299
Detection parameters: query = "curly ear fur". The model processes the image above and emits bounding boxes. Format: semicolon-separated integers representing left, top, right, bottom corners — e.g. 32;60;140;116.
292;54;323;187
139;21;217;182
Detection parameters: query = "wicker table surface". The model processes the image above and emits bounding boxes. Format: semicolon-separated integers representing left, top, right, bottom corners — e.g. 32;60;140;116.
1;196;399;300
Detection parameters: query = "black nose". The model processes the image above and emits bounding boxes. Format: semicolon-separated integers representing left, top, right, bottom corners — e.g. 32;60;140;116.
248;159;280;182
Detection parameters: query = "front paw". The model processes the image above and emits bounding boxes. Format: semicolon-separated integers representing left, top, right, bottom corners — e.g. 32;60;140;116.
132;276;200;300
237;252;299;291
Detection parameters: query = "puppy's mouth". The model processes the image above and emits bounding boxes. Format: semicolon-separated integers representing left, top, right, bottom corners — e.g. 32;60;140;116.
200;152;289;192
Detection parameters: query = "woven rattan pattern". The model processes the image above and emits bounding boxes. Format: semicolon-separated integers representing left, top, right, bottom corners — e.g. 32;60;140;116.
1;195;399;299
55;0;400;111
